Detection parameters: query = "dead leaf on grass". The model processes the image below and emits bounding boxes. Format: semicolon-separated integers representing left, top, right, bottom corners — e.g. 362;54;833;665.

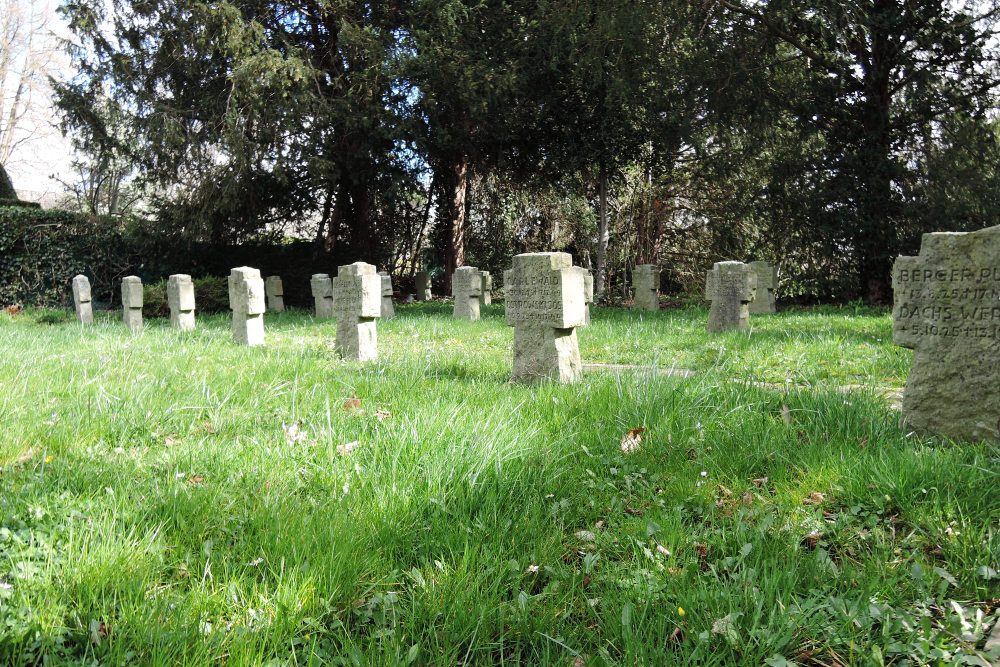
164;436;179;447
620;427;646;454
336;440;361;456
668;626;685;644
374;409;392;420
803;491;825;505
186;475;204;486
3;305;23;316
282;421;307;445
342;394;362;412
781;405;792;425
802;531;823;549
16;449;34;464
752;476;769;488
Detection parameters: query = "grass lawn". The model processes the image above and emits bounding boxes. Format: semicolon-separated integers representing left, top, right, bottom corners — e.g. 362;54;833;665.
2;303;999;665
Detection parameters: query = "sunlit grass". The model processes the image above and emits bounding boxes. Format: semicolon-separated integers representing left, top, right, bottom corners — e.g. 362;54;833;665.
1;303;996;665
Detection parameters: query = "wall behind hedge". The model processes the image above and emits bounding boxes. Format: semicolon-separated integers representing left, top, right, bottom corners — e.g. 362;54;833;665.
0;205;358;310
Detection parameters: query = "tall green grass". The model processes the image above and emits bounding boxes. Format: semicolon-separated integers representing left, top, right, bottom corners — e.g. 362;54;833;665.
1;304;996;665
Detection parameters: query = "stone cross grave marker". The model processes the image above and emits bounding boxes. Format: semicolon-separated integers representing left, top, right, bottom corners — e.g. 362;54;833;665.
892;225;1000;442
705;261;756;332
121;276;143;331
479;271;493;307
452;266;483;321
228;267;265;346
416;271;432;301
633;264;660;311
505;252;586;383
311;274;334;318
379;271;395;320
265;276;285;312
167;274;196;331
749;261;777;314
72;275;94;325
332;262;381;361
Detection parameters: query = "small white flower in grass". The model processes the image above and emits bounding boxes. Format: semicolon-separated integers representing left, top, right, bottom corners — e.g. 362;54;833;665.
526;565;539;574
700;471;707;477
342;483;350;494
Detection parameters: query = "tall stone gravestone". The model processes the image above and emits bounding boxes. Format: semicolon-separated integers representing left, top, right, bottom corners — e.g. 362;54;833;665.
892;226;1000;442
505;252;586;383
479;271;493;307
415;271;432;301
121;276;143;331
705;261;756;332
72;275;94;325
749;261;777;314
332;262;381;361
167;274;196;331
379;272;395;320
452;266;483;321
228;267;265;346
311;274;334;318
265;276;285;312
633;264;660;311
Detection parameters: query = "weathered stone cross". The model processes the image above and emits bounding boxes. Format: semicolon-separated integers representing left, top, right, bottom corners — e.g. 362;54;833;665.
332;262;381;361
705;261;756;332
892;225;1000;441
505;252;586;383
121;276;143;331
167;274;196;331
72;274;94;325
228;266;265;346
452;266;483;321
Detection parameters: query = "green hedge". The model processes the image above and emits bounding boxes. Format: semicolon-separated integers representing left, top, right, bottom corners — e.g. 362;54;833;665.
0;204;357;310
0;205;137;308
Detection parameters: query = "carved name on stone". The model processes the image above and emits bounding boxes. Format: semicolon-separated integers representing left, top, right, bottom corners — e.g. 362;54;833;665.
892;225;1000;441
705;261;756;332
505;252;585;383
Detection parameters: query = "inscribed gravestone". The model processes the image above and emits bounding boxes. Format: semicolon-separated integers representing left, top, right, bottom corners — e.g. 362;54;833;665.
452;266;483;321
167;274;196;331
479;271;493;307
505;252;586;383
333;262;381;361
379;272;395;320
228;267;265;346
892;225;1000;442
72;275;94;325
749;261;777;314
265;276;285;312
311;274;334;318
121;276;143;331
633;264;659;311
416;271;432;301
705;261;756;332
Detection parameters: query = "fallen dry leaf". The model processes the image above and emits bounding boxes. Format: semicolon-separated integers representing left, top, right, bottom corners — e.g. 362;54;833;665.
752;476;769;488
336;440;361;456
594;520;605;530
802;530;823;549
282;421;307;445
342;395;362;412
803;491;826;505
669;626;685;644
656;544;670;556
374;409;392;420
781;405;792;425
164;436;178;447
16;449;34;464
186;475;204;486
620;427;646;454
859;435;869;449
717;484;733;498
3;304;23;316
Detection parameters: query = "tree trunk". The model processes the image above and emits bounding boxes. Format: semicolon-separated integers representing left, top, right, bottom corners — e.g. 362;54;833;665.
323;181;348;256
440;154;469;293
856;2;896;304
594;163;610;300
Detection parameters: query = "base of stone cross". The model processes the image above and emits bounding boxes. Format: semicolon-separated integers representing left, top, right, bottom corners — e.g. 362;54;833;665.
234;315;264;346
903;347;1000;442
77;304;94;325
171;312;195;331
336;318;377;361
513;327;582;383
123;310;142;331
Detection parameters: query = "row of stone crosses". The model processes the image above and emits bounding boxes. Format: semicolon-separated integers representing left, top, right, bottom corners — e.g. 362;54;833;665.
68;254;777;384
